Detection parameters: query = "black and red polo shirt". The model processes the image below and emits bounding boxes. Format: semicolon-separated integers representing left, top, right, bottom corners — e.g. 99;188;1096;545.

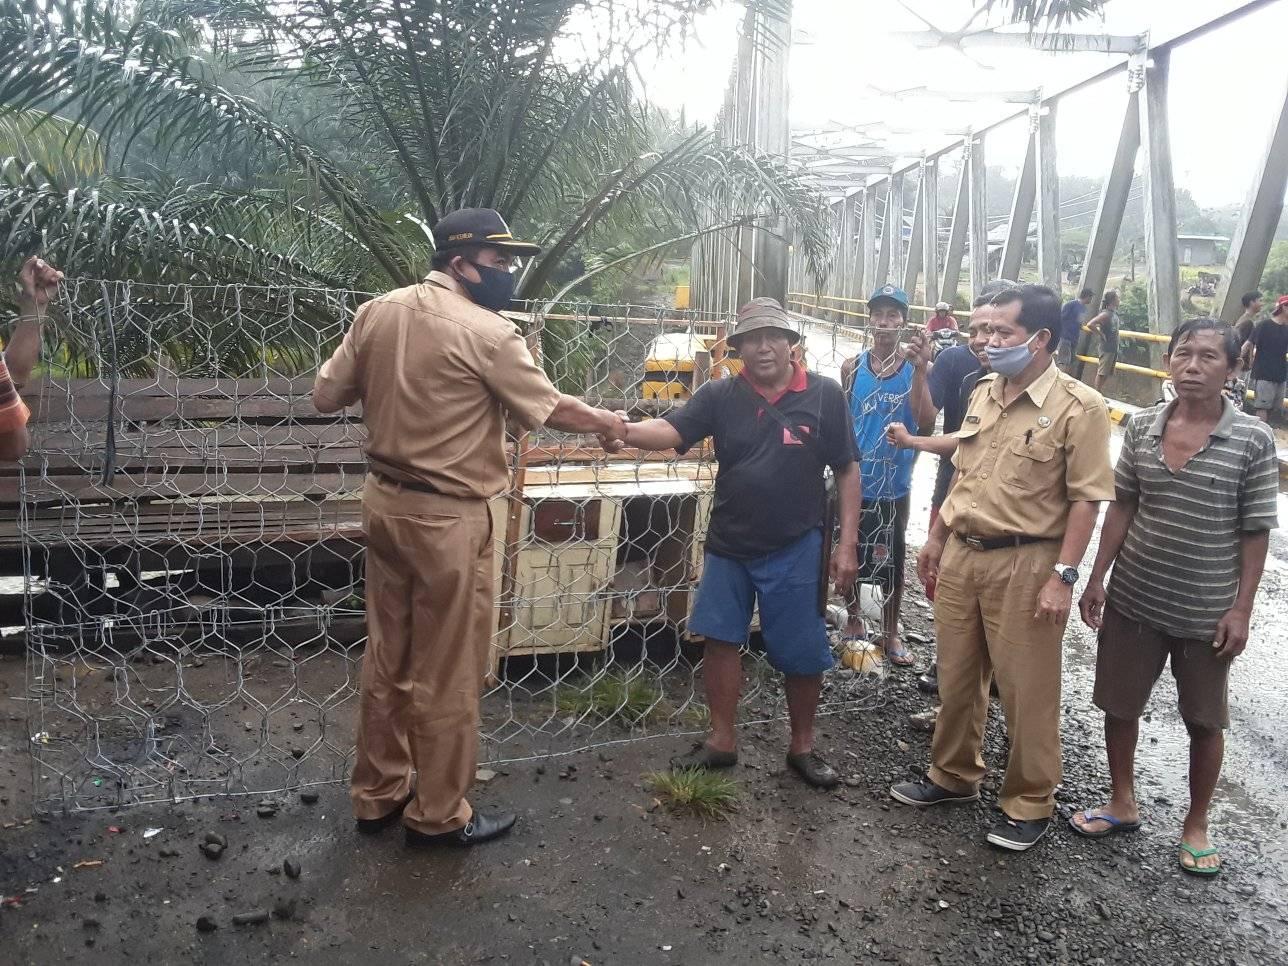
664;363;858;560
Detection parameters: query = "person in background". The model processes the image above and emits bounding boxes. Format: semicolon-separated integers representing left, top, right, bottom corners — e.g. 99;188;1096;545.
1058;288;1095;374
1073;318;1277;877
1233;291;1263;348
840;284;933;668
887;292;995;706
1;256;63;460
1240;294;1288;423
890;284;1114;852
1086;289;1121;393
926;301;959;335
611;298;861;789
314;208;627;849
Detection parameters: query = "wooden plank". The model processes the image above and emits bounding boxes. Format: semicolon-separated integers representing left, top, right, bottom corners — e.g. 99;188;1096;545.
0;471;364;507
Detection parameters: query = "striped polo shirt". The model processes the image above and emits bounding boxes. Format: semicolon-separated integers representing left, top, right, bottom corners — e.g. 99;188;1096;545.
1106;399;1279;640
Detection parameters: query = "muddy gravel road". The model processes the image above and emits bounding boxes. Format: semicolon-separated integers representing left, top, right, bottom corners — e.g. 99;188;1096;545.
3;437;1288;965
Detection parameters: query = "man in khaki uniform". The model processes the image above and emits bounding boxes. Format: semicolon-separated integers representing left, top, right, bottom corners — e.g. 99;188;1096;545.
890;284;1114;852
314;208;625;848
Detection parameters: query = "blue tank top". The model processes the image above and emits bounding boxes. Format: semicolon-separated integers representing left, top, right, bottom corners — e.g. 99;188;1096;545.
849;353;916;501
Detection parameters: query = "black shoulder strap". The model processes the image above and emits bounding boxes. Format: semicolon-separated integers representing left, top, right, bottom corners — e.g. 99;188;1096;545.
735;374;826;465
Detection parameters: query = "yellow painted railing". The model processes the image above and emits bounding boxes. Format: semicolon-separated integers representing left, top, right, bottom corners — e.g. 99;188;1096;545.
788;292;1174;380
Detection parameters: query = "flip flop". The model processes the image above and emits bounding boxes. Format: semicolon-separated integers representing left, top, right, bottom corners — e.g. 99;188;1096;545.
883;642;915;667
1068;809;1142;839
1178;842;1222;877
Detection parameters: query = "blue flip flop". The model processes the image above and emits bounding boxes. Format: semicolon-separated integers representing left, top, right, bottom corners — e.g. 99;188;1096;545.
1069;808;1143;838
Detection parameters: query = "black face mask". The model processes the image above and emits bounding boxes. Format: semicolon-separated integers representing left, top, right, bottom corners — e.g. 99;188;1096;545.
457;261;516;312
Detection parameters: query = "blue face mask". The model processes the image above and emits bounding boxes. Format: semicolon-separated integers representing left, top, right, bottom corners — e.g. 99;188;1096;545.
985;330;1044;378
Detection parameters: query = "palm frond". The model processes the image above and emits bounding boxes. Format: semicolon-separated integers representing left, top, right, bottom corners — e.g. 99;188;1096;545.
974;0;1106;28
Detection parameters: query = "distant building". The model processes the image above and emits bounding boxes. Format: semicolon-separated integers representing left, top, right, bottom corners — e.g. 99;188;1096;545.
1177;234;1228;266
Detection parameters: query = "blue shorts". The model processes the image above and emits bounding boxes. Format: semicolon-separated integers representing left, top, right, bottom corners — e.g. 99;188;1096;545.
689;529;834;677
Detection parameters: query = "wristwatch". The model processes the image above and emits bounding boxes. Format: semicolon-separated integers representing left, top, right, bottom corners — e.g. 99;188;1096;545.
1053;563;1079;586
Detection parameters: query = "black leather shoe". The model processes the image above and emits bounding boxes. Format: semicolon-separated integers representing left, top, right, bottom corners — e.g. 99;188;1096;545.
916;662;939;695
355;791;413;835
405;809;517;848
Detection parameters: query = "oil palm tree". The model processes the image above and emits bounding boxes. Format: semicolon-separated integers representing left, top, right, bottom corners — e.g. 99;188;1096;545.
0;0;832;300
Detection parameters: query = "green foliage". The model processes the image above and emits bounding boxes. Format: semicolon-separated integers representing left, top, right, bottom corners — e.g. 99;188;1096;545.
0;0;834;379
1115;281;1151;329
555;671;668;727
0;1;831;292
645;767;739;819
1260;241;1288;298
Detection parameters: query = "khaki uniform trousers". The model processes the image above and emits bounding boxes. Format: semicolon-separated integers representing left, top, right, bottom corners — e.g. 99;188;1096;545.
350;475;494;835
928;535;1065;821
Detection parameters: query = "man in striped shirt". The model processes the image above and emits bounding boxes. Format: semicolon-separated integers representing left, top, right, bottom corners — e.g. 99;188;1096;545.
0;256;62;460
1073;318;1278;877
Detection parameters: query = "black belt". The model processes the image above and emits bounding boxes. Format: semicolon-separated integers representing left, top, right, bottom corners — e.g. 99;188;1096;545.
954;532;1053;551
370;469;440;494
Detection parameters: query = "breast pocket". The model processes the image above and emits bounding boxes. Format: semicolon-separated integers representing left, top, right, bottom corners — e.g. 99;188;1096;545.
1000;439;1056;491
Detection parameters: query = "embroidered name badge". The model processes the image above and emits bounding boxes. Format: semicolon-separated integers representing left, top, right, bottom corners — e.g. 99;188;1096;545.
965;415;981;424
783;425;811;446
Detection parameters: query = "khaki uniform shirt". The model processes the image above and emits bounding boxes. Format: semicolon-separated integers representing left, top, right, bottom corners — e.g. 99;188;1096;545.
314;271;562;500
941;361;1115;540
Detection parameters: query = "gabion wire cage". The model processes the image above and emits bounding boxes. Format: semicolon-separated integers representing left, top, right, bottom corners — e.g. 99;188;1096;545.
8;281;907;810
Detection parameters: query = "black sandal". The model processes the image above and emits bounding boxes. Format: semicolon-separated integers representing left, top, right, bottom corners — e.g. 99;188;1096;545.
669;742;738;771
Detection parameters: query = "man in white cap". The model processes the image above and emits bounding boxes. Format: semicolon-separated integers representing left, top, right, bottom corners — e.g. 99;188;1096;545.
609;297;860;788
926;301;959;335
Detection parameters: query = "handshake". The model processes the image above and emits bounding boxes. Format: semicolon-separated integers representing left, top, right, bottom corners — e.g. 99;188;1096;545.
596;409;632;454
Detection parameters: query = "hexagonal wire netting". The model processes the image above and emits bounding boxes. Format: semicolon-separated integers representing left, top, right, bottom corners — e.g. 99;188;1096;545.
12;280;908;811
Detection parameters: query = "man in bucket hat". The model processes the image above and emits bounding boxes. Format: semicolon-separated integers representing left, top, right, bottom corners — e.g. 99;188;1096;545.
606;297;861;787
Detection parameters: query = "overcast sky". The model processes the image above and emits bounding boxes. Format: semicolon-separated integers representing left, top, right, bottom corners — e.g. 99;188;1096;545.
644;0;1288;208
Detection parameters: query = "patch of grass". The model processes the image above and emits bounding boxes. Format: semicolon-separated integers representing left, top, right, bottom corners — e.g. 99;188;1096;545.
681;702;710;729
645;767;739;819
556;672;668;726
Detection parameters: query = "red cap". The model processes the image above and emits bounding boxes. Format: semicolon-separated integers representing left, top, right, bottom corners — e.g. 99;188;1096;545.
1273;295;1288;316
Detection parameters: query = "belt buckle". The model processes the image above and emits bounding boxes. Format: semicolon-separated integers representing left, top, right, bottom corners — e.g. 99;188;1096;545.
964;535;984;550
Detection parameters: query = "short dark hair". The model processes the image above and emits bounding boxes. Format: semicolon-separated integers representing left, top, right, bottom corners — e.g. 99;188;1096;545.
1102;288;1120;307
989;284;1062;352
971;293;994;309
1079;287;1095;299
978;278;1018;301
1167;317;1240;367
1242;290;1263;308
431;243;486;270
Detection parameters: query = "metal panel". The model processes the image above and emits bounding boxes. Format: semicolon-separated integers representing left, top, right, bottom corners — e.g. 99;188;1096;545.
1139;47;1181;348
903;175;925;297
1000;125;1037;282
940;152;971;303
1036;104;1061;293
968;134;988;297
1215;72;1288;322
1080;96;1140;312
921;158;939;303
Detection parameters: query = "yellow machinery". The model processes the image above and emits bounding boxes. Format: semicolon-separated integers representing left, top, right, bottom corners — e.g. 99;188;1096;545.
641;332;742;400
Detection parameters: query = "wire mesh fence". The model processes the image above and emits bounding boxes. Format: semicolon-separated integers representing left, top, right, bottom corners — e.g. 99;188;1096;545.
8;280;915;811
